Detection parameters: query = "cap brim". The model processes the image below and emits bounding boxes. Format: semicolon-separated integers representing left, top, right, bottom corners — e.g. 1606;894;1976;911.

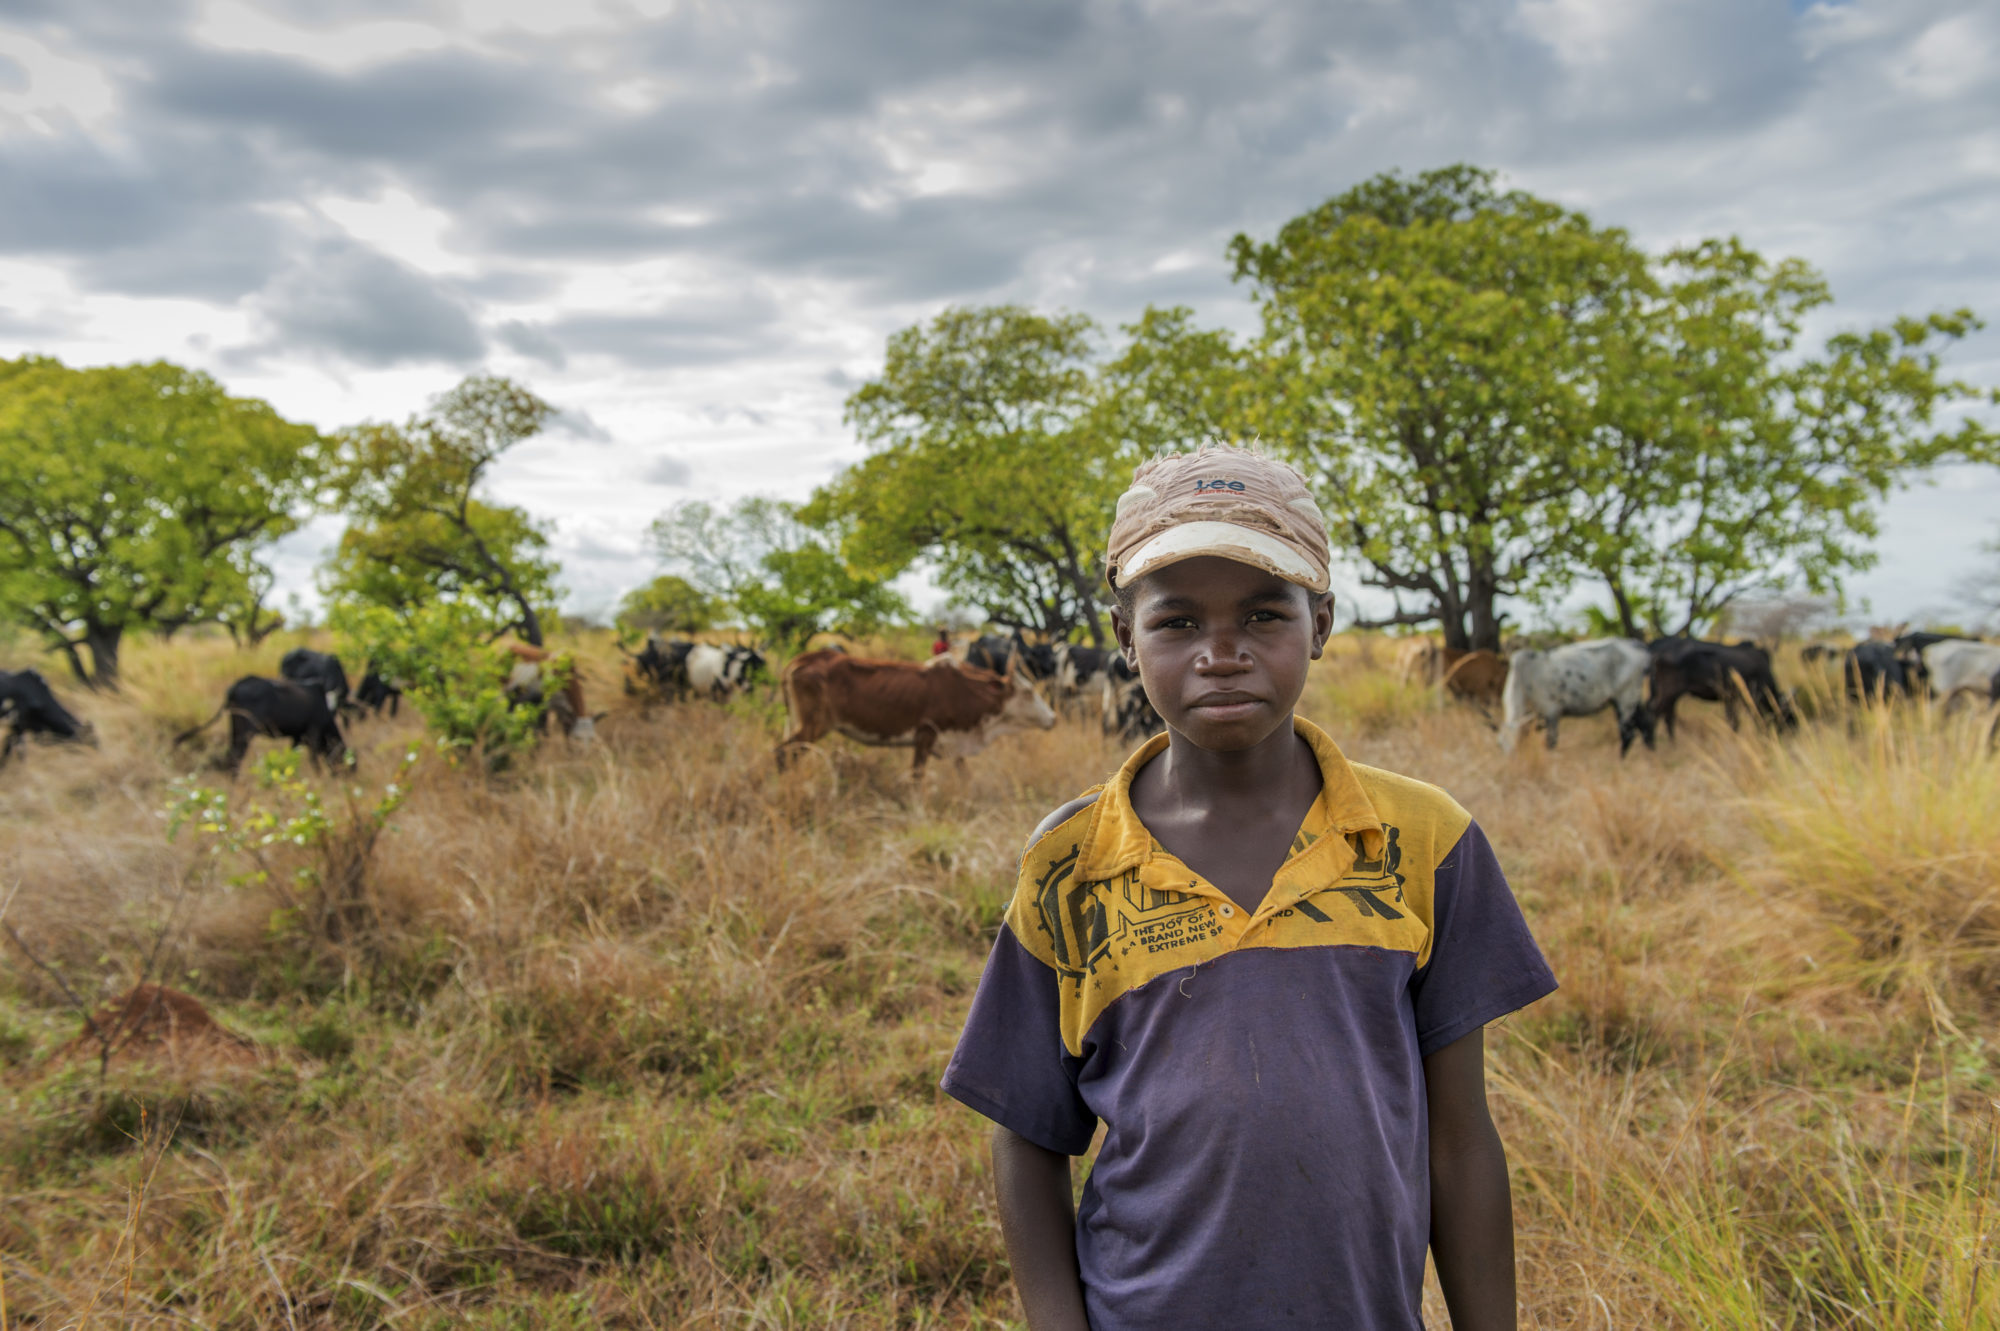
1118;521;1328;593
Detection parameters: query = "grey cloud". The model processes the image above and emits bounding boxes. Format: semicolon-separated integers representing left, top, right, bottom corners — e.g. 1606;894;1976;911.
250;238;484;366
548;406;611;442
144;46;573;165
0;305;73;343
497;320;566;368
563;530;642;562
5;0;1998;419
642;455;693;487
545;296;786;369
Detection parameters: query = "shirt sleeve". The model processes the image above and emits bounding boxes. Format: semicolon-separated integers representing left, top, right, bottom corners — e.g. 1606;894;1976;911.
1410;819;1558;1058
940;923;1097;1155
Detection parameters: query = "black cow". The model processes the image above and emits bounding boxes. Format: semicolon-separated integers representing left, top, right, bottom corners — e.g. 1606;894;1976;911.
280;648;352;715
1101;656;1163;742
1647;637;1797;737
967;631;1057;681
625;636;697;700
355;667;404;717
175;676;348;774
0;669;93;768
1892;631;1973;690
1052;642;1112;715
1843;641;1912;704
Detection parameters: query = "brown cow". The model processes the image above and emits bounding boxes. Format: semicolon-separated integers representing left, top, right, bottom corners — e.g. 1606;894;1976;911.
1394;638;1442;685
1440;650;1508;711
776;649;1057;773
502;641;600;741
1400;640;1488;689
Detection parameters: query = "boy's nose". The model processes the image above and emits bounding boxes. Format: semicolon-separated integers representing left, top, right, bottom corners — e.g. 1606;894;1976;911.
1195;633;1253;673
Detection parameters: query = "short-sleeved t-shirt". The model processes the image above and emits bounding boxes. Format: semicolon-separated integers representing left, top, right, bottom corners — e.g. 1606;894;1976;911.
941;717;1557;1331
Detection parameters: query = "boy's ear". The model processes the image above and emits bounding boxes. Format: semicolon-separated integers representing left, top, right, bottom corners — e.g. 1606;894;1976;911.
1309;591;1335;660
1110;606;1137;669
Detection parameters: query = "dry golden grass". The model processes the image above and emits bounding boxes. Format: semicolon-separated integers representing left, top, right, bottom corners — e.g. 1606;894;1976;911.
1;630;1995;1328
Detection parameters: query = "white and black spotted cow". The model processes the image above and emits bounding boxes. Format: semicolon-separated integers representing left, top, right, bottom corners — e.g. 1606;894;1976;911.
1499;638;1655;756
1920;639;2000;712
684;643;766;701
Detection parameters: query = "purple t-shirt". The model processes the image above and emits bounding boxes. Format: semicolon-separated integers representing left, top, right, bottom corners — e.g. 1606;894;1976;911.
941;719;1557;1330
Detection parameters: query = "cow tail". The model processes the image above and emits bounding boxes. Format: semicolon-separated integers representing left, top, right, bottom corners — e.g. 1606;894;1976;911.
172;703;228;748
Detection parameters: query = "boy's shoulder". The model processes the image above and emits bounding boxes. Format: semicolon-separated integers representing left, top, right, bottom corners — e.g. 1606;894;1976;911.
1024;792;1102;851
1343;760;1472;839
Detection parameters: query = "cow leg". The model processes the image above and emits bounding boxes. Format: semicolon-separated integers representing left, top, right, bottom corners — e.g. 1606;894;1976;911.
0;726;19;769
1723;692;1741;731
1542;714;1560;751
911;725;939;775
220;714;253;775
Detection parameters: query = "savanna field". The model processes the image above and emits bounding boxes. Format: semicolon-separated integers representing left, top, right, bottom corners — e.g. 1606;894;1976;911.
2;632;1996;1330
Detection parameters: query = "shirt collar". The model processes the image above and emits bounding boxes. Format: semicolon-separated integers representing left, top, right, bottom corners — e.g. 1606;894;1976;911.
1075;715;1386;883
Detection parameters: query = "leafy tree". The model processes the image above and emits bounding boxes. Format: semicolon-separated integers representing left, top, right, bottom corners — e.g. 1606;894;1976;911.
615;574;717;636
647;497;908;652
323;376;560;645
1581;239;1996;634
1229;165;1654;650
808;305;1127;644
0;356;327;685
329;600;560;765
1096;305;1254;456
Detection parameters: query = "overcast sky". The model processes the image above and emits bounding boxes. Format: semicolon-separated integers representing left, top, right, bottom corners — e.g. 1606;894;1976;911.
2;0;1996;627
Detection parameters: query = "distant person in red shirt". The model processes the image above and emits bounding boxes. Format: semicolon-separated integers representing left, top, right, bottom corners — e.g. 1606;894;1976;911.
932;628;952;657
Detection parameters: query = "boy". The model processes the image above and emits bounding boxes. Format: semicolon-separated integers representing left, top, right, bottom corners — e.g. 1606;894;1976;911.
940;445;1557;1330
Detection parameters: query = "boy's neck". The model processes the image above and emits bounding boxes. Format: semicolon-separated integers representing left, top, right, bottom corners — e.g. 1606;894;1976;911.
1148;710;1321;811
1132;711;1325;914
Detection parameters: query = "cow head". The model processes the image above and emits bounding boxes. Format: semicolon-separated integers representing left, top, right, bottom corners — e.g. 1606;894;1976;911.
1000;667;1058;733
729;646;768;684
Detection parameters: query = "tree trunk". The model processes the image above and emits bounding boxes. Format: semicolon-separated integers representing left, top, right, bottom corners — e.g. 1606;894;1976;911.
1465;555;1503;652
1607;576;1640;640
56;638;91;687
83;625;122;689
1467;595;1502;652
1435;586;1470;650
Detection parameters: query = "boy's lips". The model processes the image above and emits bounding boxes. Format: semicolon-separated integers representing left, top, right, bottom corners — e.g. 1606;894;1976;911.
1187;692;1263;718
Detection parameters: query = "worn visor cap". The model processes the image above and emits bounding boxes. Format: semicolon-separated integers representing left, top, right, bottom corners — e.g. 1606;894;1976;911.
1107;445;1332;594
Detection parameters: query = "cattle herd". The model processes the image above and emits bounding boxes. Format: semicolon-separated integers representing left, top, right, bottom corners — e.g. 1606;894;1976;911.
1475;630;2000;757
0;625;1995;778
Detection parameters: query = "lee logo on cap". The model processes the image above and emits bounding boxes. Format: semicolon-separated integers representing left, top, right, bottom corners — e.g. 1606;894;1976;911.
1192;478;1246;494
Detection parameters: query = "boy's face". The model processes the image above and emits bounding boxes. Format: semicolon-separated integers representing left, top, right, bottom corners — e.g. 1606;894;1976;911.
1111;555;1332;752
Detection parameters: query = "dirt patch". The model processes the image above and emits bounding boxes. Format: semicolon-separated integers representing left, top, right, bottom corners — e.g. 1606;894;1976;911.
58;983;257;1065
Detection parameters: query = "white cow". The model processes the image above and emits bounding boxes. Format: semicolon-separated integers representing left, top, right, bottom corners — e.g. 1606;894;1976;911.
1921;640;2000;711
1500;638;1655;756
684;644;766;701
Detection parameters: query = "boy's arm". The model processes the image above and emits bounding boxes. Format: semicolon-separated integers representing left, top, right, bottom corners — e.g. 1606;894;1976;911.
991;1125;1091;1331
1424;1028;1517;1331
